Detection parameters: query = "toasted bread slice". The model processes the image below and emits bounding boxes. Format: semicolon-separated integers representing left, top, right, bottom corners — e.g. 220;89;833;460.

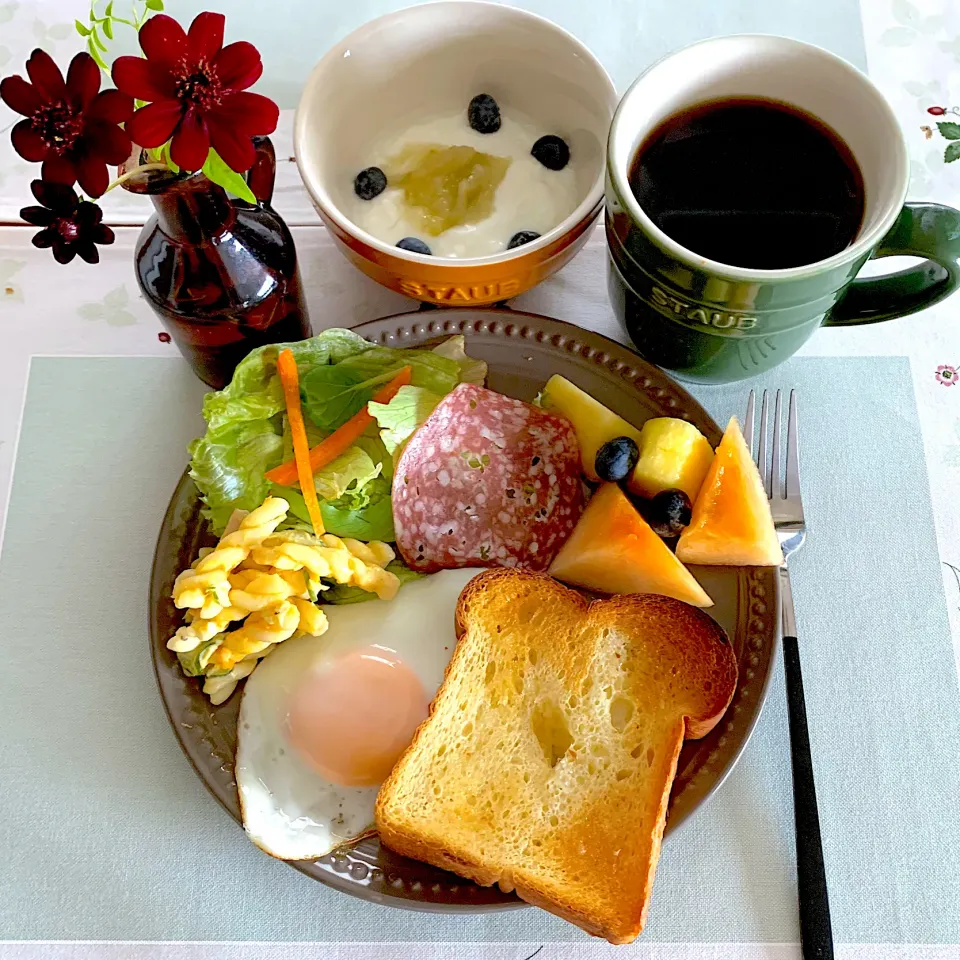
375;570;737;943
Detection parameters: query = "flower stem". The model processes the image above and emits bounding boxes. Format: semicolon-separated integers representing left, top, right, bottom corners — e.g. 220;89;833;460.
106;162;170;192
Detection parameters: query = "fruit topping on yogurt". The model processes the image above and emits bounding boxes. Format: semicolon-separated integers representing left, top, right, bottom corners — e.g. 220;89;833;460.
349;94;576;259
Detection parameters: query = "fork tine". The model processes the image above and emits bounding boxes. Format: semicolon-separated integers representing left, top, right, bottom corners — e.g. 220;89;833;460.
786;389;800;499
771;389;783;499
757;390;770;490
743;390;755;452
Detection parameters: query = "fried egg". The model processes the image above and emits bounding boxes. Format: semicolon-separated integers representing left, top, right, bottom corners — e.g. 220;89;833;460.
236;567;482;860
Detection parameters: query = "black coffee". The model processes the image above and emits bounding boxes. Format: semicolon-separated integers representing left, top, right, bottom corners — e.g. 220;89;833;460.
629;98;865;270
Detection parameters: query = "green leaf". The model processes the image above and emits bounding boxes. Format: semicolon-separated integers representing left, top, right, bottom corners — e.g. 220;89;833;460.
145;0;164;9
86;35;108;70
301;365;395;431
91;24;108;50
102;17;113;38
201;148;256;203
368;385;442;457
937;122;960;140
946;141;960;163
75;18;91;35
105;0;113;14
279;477;396;542
429;334;487;385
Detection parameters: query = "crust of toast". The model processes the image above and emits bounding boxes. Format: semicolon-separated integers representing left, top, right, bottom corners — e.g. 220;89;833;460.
375;570;737;943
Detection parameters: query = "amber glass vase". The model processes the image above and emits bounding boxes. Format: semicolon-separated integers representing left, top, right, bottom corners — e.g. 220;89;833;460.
129;138;311;389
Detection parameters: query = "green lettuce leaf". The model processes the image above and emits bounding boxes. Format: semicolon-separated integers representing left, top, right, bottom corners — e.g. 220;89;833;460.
188;421;284;532
300;365;397;431
187;330;485;536
430;335;487;385
322;560;424;604
311;446;382;501
368;385;442;457
336;345;462;396
189;329;376;532
275;473;395;542
202;329;373;433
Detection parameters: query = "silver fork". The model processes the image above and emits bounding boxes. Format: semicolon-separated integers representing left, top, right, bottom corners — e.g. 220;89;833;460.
745;390;834;960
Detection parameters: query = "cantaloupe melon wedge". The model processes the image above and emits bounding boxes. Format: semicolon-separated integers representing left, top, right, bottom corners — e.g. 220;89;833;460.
676;417;783;567
549;483;713;607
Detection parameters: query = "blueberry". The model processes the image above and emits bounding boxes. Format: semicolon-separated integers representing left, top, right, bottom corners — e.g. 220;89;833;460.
354;167;387;200
468;93;501;134
396;237;431;255
531;135;570;171
507;230;541;250
595;436;640;483
642;489;693;538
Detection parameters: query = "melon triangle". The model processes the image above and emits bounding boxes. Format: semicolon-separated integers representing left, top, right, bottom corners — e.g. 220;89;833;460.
676;417;783;567
549;483;713;607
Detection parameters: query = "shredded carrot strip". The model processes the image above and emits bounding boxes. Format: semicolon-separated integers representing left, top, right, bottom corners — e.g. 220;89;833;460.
266;366;413;487
276;349;325;536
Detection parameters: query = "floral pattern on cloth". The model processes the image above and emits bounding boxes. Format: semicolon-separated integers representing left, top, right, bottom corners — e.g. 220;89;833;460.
936;364;959;385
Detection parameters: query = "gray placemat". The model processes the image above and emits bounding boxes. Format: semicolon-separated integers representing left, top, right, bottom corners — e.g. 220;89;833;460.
0;355;957;943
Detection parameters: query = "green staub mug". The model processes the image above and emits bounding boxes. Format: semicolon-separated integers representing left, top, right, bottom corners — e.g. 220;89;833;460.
606;35;960;384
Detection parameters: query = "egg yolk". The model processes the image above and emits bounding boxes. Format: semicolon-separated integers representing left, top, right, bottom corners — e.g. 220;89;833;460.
285;646;428;787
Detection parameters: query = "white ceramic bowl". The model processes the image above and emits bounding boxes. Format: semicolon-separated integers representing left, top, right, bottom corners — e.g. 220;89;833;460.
295;1;616;306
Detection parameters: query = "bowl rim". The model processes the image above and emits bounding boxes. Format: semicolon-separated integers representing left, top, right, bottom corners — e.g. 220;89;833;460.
293;0;617;267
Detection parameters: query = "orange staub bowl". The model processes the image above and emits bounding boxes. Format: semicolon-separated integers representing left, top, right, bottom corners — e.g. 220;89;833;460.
294;2;616;306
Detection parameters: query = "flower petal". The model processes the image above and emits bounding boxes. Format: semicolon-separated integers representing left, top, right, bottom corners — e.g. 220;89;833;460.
31;227;56;249
25;49;67;102
0;75;43;116
19;205;55;227
93;223;115;245
85;89;134;124
41;155;78;187
76;153;110;199
31;178;78;212
76;241;101;265
75;199;105;227
213;91;279;135
11;119;50;162
170;108;210;171
83;120;133;165
188;12;225;62
139;14;188;69
126;100;183;149
212;42;263;91
208;117;256;171
66;52;100;109
52;238;77;265
111;56;177;102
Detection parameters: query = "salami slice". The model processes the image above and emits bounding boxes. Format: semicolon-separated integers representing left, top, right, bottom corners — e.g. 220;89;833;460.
392;383;584;572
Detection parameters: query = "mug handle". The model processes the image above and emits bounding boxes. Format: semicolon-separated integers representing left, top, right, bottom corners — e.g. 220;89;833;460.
826;202;960;326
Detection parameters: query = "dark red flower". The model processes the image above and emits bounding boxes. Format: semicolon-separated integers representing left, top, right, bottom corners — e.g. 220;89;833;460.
112;12;278;173
928;106;947;116
19;179;115;264
0;50;133;198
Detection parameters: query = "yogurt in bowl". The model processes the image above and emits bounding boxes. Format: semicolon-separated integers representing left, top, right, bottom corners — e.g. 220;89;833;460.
348;101;581;260
295;1;617;305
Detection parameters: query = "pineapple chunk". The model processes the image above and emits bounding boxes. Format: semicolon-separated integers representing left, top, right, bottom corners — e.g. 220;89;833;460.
629;418;714;502
541;375;643;483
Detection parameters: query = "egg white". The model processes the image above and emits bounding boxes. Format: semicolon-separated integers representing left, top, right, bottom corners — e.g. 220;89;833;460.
235;567;482;860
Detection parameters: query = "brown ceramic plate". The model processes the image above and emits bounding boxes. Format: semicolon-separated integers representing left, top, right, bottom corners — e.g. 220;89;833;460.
150;309;778;912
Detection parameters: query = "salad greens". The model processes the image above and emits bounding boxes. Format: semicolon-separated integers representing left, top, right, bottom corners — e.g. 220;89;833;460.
368;385;442;457
188;329;485;551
